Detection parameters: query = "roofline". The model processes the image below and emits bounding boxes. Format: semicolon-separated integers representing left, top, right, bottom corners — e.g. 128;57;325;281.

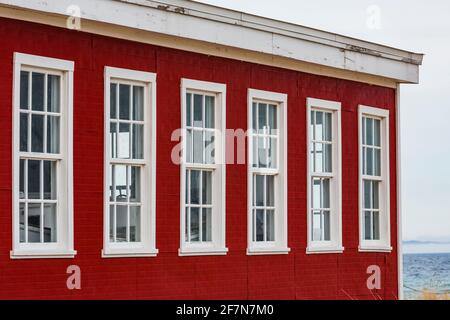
0;0;423;84
146;0;423;65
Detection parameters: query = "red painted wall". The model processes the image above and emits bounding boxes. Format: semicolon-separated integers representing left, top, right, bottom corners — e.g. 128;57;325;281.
0;17;398;300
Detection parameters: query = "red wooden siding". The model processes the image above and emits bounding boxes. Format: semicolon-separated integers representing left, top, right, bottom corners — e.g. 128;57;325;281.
0;17;398;299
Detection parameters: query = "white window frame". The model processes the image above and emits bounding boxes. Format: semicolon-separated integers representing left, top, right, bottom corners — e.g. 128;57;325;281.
102;66;158;258
11;52;75;259
247;89;289;255
306;98;343;254
358;105;391;252
179;78;227;256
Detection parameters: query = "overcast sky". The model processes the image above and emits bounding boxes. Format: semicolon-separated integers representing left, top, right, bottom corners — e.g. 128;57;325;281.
195;0;450;242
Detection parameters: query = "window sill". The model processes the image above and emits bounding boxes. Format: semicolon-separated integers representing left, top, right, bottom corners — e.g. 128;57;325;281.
358;245;392;253
246;247;291;255
178;247;228;256
102;248;158;258
306;246;344;254
10;250;77;259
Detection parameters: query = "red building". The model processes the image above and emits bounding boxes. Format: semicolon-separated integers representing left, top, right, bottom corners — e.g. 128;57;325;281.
0;0;422;299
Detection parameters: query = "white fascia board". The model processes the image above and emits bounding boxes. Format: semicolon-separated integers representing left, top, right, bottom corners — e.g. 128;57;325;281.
0;0;423;83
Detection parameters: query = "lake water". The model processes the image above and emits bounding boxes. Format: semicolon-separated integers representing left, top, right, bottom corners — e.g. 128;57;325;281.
403;253;450;300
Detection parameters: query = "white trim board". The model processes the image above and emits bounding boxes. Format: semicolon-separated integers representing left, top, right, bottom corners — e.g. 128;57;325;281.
0;0;422;84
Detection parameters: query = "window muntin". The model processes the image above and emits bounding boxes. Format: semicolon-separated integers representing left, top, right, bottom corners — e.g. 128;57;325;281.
358;105;390;252
250;100;279;244
13;53;74;259
103;67;157;258
108;81;144;243
361;116;382;241
247;89;288;255
306;98;342;253
19;69;61;244
184;91;215;245
180;79;226;256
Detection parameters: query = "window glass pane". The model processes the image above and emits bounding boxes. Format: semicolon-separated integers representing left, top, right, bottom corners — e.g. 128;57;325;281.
314;143;323;173
202;171;212;205
258;103;267;134
130;166;140;203
186;93;191;126
310;110;315;140
268;104;277;132
268;137;277;168
252;102;257;132
323;211;330;241
185;207;189;241
193;94;203;128
190;207;199;242
31;72;44;111
322;178;330;208
310;142;315;172
315;111;323;141
109;165;114;202
324;143;332;172
43;160;57;200
374;149;381;176
362;146;366;174
372;181;379;209
119;84;130;120
255;209;264;241
257;136;267;168
205;96;215;129
366;118;373;146
364;211;372;240
133;86;144;121
372;211;380;240
20;113;28;152
312;210;321;241
362;117;366;145
312;178;321;209
190;170;200;205
374;119;381;147
118;123;130;158
193;130;203;163
43;203;57;242
19;203;25;242
324;112;332;141
204;131;214;164
266;209;274;241
130;206;141;242
114;165;127;202
110;122;117;158
110;83;117;119
266;175;274;207
28;203;41;243
116;205;127;242
47;74;60;113
20;71;29;110
252;136;258;168
28;160;40;199
109;205;115;242
20;159;25;199
31;114;44;152
255;175;264;206
364;180;371;209
202;208;212;241
47;115;60;153
186;129;192;163
132;124;144;159
366;147;373;175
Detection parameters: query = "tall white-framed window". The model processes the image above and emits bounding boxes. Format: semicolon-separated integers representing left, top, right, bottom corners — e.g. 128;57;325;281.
179;78;227;256
358;105;391;252
103;67;157;258
12;53;75;259
247;89;289;255
306;98;343;254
